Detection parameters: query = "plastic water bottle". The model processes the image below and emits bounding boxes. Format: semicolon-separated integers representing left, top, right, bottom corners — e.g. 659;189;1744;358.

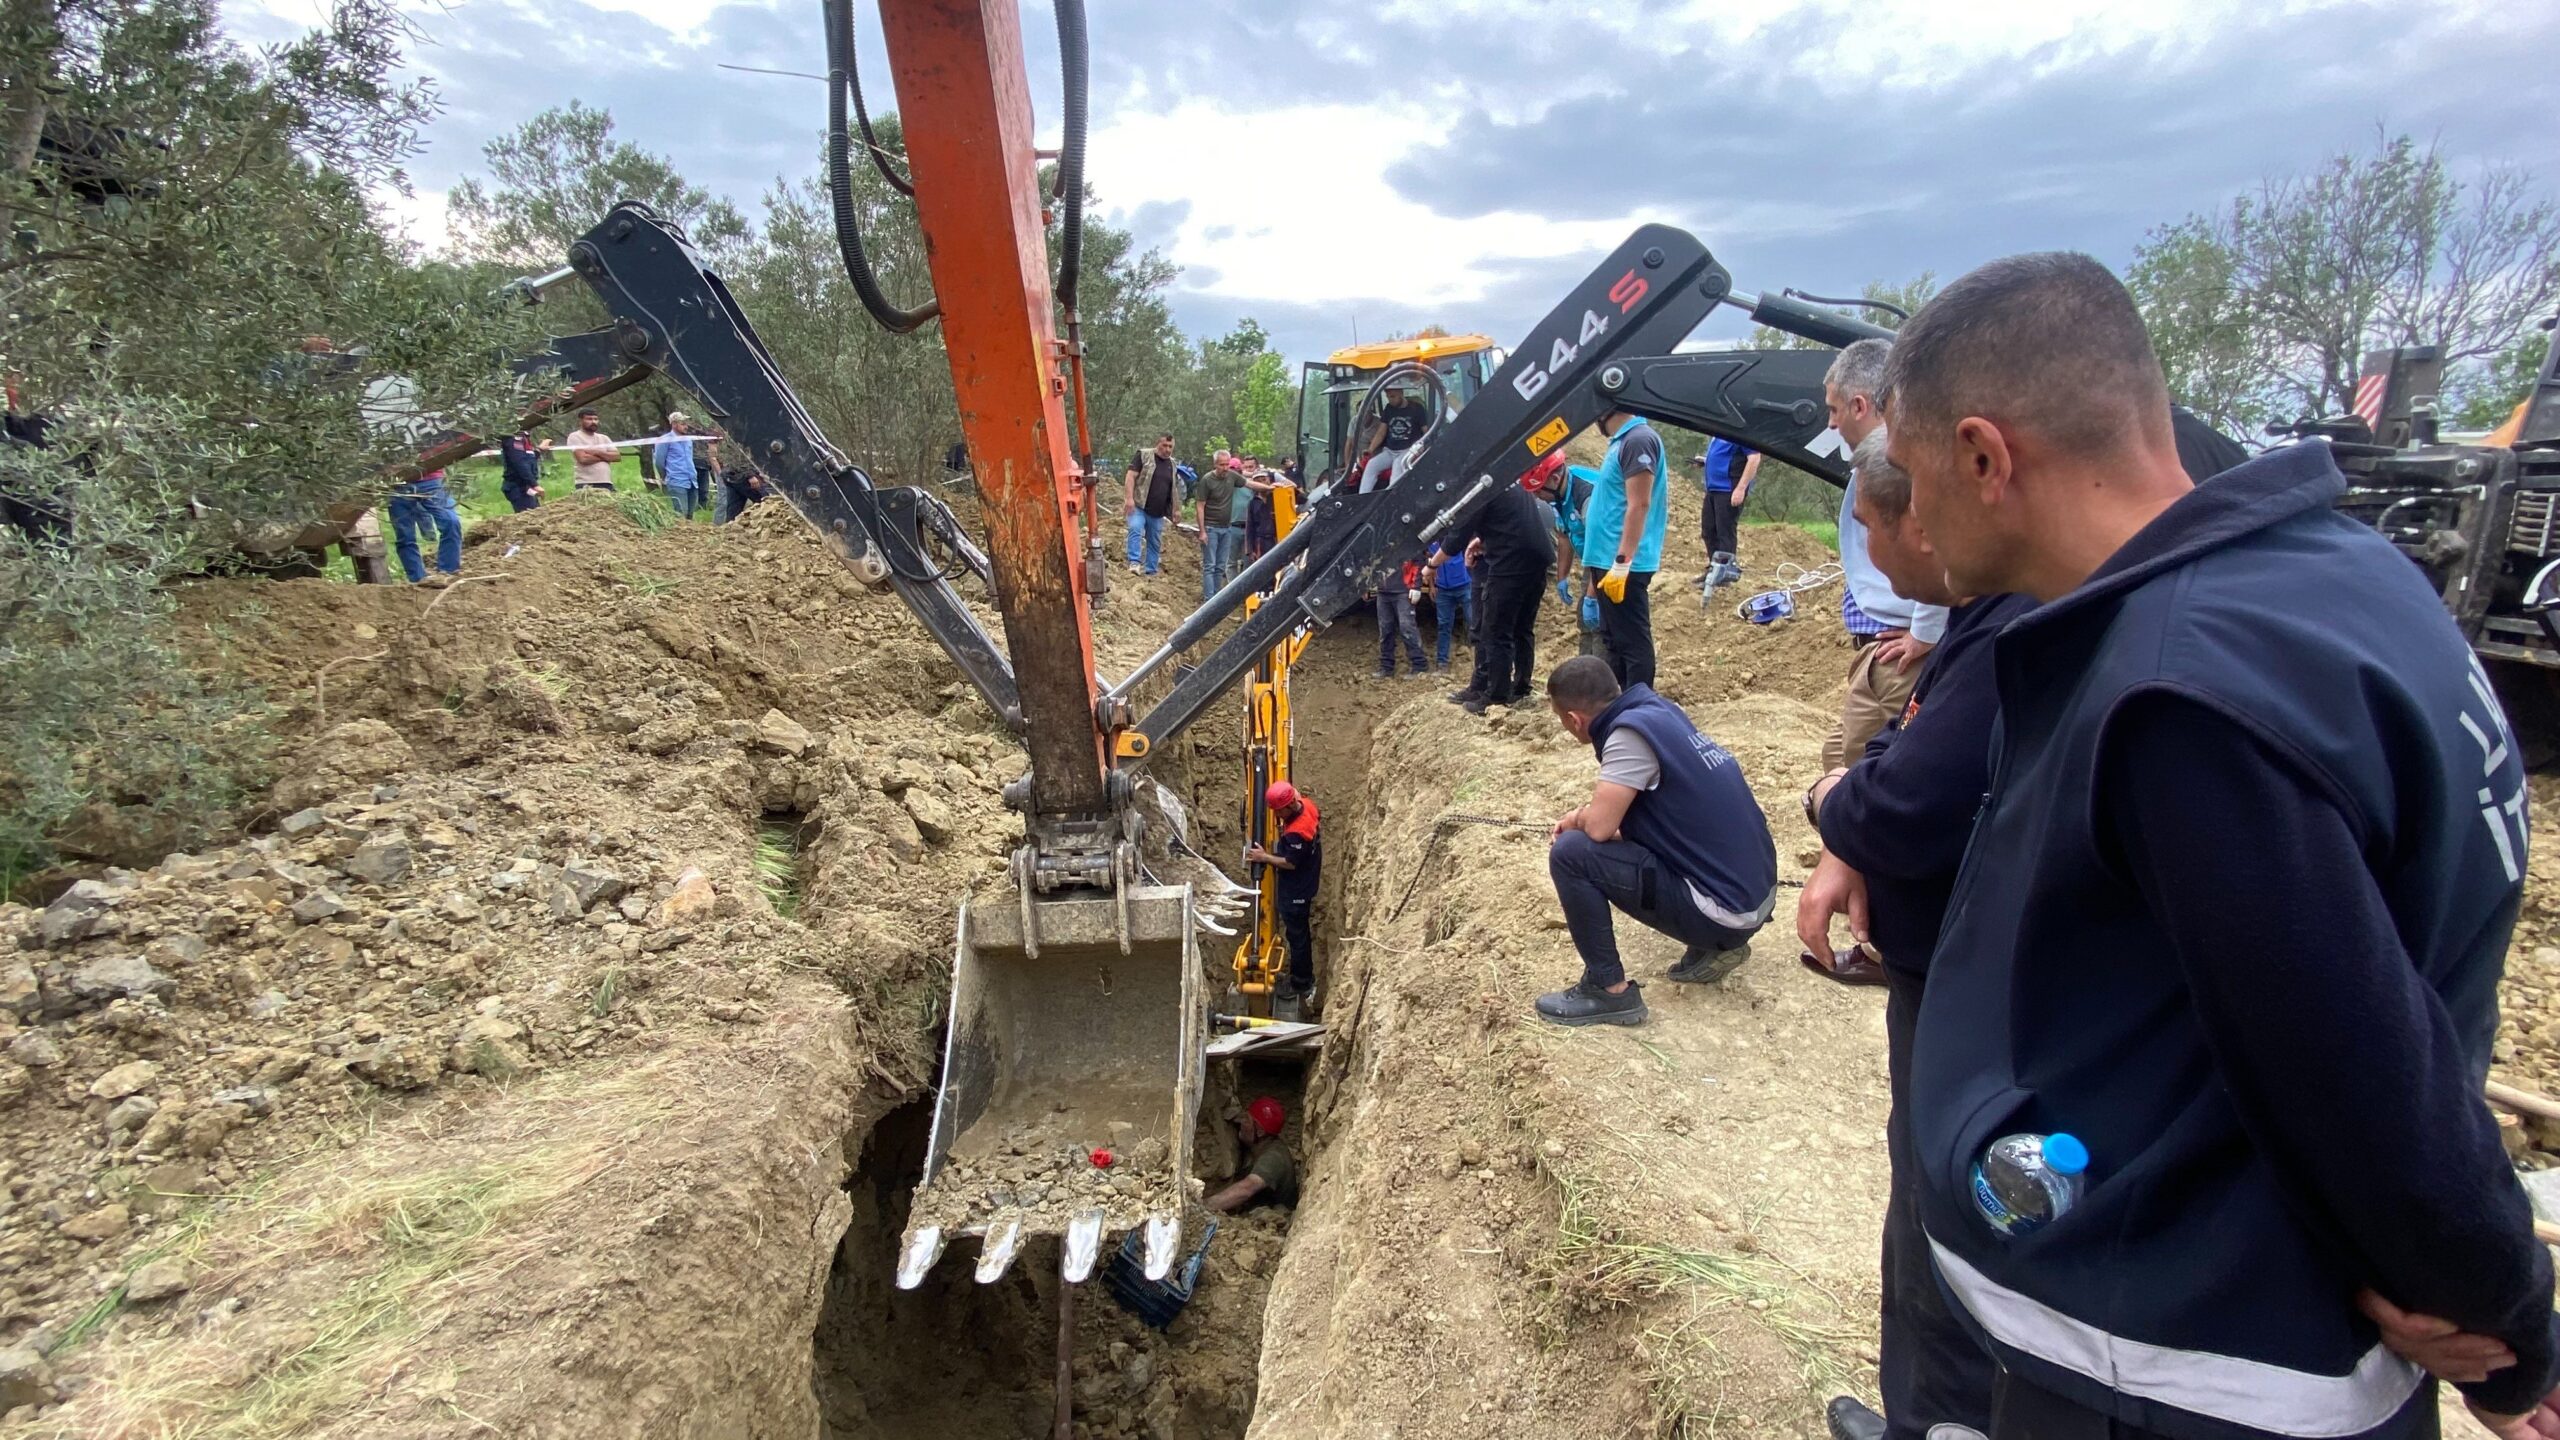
1970;1132;2088;1238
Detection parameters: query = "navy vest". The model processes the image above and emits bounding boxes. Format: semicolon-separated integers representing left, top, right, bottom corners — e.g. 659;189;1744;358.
1587;685;1777;916
1912;443;2528;1440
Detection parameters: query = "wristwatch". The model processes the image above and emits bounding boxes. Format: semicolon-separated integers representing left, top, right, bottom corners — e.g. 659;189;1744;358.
1801;767;1849;826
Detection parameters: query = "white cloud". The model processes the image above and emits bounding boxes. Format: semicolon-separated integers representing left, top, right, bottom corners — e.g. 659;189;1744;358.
1089;99;1639;326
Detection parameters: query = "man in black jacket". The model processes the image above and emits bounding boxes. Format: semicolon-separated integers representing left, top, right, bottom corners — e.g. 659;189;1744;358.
498;432;545;512
1445;465;1558;715
1799;424;2028;1440
1889;252;2556;1440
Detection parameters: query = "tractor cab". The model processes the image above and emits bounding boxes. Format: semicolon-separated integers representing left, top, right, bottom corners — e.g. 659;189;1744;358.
1294;333;1502;488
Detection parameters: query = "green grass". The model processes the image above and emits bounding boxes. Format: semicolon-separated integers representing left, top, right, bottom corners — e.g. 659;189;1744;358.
206;1168;537;1436
753;819;802;919
1743;518;1837;550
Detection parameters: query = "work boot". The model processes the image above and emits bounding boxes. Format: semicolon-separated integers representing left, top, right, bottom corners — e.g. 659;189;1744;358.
1825;1397;1886;1440
1668;942;1750;985
1461;695;1493;716
1446;687;1484;706
1534;980;1646;1027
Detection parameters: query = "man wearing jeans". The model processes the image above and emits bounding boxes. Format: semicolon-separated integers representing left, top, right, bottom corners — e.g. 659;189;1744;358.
1123;433;1178;575
1424;541;1471;667
1534;656;1776;1027
1198;455;1240;599
389;469;463;586
657;411;705;518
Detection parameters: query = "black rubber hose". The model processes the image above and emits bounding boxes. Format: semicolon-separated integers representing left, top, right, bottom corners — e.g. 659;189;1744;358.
824;0;936;333
1052;0;1089;313
840;0;913;197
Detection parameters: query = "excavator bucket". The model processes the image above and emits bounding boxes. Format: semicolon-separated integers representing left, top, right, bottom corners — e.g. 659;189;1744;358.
897;887;1203;1288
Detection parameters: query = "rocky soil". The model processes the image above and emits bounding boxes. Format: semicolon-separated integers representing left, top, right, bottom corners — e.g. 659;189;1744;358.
6;473;2558;1440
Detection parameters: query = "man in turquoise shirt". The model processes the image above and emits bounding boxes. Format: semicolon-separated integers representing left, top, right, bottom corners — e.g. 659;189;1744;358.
1580;407;1670;688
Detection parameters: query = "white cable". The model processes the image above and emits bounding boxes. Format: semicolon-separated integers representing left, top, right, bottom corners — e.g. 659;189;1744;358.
1734;560;1843;622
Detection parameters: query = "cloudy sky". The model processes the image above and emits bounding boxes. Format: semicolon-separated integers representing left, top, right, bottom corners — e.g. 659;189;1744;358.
231;0;2558;364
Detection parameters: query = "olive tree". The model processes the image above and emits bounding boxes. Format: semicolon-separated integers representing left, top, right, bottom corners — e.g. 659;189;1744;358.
0;0;534;885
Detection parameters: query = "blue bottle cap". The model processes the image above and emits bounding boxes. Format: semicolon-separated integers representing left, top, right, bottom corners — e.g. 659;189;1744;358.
2042;1133;2089;1176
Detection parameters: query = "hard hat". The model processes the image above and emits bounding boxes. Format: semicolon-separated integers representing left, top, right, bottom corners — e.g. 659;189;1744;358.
1247;1096;1287;1136
1264;781;1298;810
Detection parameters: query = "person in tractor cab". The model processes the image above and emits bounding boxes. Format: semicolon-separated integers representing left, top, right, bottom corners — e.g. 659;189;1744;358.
1206;1096;1298;1213
1357;380;1432;494
1243;782;1322;1013
1536;655;1777;1027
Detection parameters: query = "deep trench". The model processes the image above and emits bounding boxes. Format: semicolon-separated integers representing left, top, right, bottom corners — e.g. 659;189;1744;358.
806;624;1389;1439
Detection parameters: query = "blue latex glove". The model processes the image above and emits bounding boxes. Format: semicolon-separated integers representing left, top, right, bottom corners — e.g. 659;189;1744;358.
1580;595;1602;631
1553;577;1571;604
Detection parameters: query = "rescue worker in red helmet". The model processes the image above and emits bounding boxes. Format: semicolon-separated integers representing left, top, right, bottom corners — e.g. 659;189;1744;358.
1207;1095;1298;1212
1243;781;1322;1013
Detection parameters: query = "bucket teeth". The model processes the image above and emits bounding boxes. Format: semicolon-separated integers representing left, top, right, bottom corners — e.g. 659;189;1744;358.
896;1224;945;1291
1063;1210;1106;1282
1142;1213;1182;1281
975;1217;1023;1284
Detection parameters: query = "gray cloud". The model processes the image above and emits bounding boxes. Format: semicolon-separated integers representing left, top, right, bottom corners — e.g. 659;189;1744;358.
232;0;2560;368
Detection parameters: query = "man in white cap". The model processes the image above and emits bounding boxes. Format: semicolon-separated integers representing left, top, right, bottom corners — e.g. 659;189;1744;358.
658;411;705;519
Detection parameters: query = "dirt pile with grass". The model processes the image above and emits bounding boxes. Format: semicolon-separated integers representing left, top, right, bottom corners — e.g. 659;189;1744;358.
0;493;1062;1435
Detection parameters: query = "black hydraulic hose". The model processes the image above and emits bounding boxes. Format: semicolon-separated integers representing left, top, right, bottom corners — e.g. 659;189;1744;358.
835;0;912;196
824;0;937;333
1782;288;1910;324
1052;0;1089;313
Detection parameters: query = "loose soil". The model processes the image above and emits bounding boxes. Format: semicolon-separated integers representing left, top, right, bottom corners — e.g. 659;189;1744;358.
4;476;2555;1440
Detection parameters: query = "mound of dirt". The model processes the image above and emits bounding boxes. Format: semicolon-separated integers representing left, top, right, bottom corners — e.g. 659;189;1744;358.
0;493;1046;1433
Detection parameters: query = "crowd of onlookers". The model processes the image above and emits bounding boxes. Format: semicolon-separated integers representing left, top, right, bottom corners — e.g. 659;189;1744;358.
382;407;773;585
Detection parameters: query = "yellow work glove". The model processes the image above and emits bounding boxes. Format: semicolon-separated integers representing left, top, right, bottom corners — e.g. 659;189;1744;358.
1598;562;1632;603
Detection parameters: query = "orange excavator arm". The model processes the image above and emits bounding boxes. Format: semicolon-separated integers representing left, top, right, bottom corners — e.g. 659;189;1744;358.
878;0;1112;824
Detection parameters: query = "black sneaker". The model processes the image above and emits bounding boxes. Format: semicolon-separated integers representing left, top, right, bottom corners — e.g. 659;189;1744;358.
1461;696;1492;716
1826;1398;1885;1440
1446;687;1484;705
1533;980;1647;1027
1668;943;1750;985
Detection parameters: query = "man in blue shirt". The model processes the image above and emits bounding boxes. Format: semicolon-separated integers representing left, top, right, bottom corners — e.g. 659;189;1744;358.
657;412;705;519
1699;437;1757;590
1579;406;1670;689
1824;339;1945;770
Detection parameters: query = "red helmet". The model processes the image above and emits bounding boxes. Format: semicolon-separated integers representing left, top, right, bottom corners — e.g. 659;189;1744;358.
1521;451;1566;491
1247;1096;1287;1137
1264;781;1298;810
